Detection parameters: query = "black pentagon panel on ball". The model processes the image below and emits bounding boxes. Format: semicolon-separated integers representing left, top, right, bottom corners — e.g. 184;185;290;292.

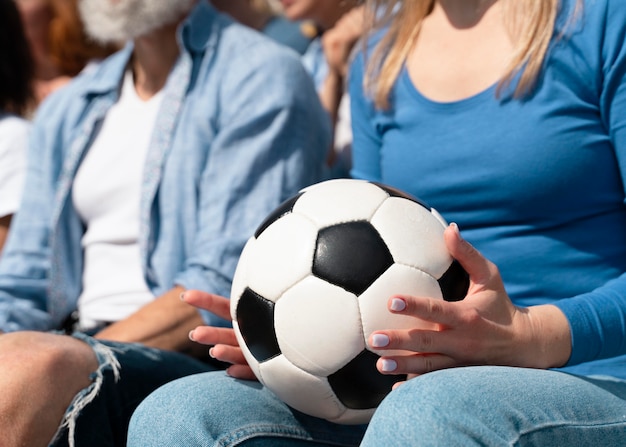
372;182;430;211
313;221;394;296
438;259;470;302
236;288;281;362
254;192;303;239
328;350;406;409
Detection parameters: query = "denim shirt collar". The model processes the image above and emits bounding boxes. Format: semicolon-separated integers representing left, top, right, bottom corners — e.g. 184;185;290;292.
179;1;220;54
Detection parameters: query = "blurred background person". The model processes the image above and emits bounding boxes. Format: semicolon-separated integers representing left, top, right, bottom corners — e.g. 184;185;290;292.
213;0;364;176
211;0;312;54
15;0;117;110
0;0;330;445
279;0;360;89
319;5;366;173
0;0;34;253
279;0;366;177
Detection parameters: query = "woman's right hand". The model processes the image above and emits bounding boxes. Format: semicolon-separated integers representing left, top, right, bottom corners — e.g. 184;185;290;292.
368;224;572;381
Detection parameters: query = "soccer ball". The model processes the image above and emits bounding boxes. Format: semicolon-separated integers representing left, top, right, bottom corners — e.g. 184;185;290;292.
230;179;468;424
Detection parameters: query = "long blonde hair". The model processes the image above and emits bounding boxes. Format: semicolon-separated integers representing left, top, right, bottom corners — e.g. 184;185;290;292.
365;0;580;109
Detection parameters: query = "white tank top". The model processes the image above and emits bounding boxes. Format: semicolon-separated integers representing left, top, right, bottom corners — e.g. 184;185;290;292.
73;70;163;330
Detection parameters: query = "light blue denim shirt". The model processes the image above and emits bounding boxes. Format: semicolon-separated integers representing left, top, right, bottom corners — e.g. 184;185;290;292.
301;37;327;93
0;1;331;331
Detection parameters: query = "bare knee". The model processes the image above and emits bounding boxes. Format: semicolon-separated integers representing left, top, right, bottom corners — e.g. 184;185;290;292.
0;331;98;379
0;331;99;447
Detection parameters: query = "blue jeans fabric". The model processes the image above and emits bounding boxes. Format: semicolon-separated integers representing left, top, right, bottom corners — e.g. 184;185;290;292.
128;367;626;446
362;366;626;446
127;371;367;447
52;333;216;447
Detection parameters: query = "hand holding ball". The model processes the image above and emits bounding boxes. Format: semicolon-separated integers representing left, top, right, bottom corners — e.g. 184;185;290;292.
230;179;469;424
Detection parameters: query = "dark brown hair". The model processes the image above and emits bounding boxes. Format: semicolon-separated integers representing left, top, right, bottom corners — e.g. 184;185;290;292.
0;0;35;116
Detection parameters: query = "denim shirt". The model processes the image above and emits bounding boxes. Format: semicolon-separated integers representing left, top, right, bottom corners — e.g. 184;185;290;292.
0;1;331;331
301;37;327;93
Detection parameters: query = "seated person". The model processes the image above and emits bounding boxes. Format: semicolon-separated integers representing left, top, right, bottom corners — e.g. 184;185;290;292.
211;0;313;54
0;0;330;446
127;0;626;446
279;0;366;177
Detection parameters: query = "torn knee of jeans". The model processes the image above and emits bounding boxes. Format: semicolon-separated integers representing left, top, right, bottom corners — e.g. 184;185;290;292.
51;338;121;447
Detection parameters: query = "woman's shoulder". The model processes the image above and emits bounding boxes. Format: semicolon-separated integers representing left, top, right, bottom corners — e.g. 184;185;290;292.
564;0;626;32
555;0;626;69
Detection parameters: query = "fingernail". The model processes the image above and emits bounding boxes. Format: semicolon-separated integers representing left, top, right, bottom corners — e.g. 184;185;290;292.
390;298;406;312
208;347;216;358
450;222;463;241
180;292;186;301
371;333;389;348
188;329;195;341
381;359;397;372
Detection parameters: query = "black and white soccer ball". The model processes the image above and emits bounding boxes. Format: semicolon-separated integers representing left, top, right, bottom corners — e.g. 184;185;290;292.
230;179;469;424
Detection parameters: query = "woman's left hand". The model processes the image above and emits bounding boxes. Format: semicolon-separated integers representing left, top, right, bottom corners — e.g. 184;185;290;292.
182;290;257;380
369;223;572;380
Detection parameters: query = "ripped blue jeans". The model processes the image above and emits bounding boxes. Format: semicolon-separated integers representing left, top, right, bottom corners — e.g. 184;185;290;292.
51;332;216;447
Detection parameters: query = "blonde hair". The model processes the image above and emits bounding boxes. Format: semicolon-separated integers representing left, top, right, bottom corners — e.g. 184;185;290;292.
365;0;580;109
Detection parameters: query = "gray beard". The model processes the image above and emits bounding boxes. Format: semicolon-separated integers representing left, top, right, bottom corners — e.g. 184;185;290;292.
79;0;197;44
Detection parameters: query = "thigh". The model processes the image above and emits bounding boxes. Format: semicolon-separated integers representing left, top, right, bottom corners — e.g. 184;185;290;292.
362;366;626;447
0;331;99;447
128;371;367;447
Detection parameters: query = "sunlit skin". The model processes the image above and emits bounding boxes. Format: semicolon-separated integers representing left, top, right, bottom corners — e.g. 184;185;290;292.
407;0;515;102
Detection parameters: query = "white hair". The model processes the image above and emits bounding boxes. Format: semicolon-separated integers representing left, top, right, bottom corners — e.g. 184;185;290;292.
79;0;198;44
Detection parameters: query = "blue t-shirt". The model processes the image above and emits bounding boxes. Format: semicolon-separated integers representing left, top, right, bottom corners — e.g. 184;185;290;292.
349;0;626;379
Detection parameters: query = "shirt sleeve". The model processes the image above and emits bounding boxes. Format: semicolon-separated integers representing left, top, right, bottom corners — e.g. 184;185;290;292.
554;0;626;365
173;42;331;327
0;100;62;331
